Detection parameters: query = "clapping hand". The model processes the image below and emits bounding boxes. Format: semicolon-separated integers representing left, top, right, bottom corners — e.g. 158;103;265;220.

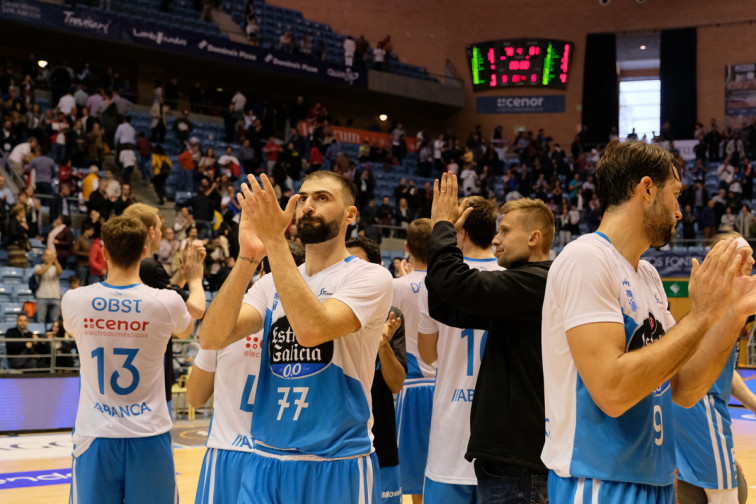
381;311;403;349
431;172;473;229
236;174;300;246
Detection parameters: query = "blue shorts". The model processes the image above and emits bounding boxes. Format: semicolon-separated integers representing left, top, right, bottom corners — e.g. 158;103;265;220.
395;380;434;495
548;471;674;504
195;448;252;504
380;464;402;504
236;448;380;504
424;476;478;504
69;432;176;504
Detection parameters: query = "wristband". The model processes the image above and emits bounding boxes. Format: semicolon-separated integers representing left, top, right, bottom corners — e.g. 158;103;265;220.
239;256;260;266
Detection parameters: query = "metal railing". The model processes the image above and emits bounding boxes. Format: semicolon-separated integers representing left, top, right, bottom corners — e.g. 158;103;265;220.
0;337;200;374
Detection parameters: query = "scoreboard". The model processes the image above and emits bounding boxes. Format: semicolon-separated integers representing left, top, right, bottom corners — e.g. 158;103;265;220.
467;39;572;91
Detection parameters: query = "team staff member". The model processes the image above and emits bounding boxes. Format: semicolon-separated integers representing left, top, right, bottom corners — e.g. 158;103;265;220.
200;172;393;503
542;140;756;503
63;216;196;503
425;173;553;503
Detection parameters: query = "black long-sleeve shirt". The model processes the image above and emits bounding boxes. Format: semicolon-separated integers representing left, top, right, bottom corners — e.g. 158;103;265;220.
426;221;551;471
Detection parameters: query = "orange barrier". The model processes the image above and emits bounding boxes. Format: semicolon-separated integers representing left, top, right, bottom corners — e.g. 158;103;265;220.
297;121;417;152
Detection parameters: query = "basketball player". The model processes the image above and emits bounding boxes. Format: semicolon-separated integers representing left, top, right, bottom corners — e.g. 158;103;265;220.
347;235;408;504
188;242;305;504
542;140;756;503
63;216;196;504
392;218;435;503
416;195;504;503
675;233;756;504
200;171;393;503
424;178;553;503
123;203;207;413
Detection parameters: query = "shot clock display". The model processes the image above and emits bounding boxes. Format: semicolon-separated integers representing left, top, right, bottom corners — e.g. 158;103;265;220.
467;39;572;91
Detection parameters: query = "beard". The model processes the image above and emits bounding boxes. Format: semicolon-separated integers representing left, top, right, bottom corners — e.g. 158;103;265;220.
297;214;341;244
643;196;676;248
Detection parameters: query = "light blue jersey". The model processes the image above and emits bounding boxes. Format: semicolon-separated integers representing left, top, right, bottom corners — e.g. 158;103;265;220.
542;233;677;490
674;345;739;490
242;256;393;458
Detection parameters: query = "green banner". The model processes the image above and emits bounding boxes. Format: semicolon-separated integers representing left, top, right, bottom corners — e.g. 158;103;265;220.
663;280;689;298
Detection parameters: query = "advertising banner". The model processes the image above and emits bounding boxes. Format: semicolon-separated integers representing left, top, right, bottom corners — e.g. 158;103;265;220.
476;95;565;114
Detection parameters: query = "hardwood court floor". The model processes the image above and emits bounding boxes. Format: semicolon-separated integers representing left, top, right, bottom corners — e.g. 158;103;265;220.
4;413;756;504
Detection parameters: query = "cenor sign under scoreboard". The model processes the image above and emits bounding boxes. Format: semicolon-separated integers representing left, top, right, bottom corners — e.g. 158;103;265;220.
467;39;572;91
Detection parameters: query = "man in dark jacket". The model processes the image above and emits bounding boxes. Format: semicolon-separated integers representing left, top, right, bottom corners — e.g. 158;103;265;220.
6;313;40;370
425;173;554;503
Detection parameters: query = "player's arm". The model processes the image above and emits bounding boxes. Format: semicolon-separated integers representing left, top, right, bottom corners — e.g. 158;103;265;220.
417;331;439;365
181;244;208;320
186;366;215;409
569;240;746;416
732;370;756;413
379;312;405;393
426;276;488;330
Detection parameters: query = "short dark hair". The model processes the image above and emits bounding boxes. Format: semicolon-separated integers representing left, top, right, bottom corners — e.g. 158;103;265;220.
406;218;432;264
596;139;676;212
101;216;147;268
345;236;381;265
462;196;497;249
261;240;306;273
301;171;357;206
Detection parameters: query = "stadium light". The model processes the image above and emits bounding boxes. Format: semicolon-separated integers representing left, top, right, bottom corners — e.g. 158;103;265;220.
379;114;388;122
38;60;48;68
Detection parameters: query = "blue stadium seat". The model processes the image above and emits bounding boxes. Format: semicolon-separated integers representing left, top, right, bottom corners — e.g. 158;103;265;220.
3;303;24;322
13;287;35;303
2;268;25;285
0;287;13;303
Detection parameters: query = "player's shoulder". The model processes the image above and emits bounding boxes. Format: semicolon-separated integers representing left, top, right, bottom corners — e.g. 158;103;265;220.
638;259;663;281
347;257;393;283
553;234;613;267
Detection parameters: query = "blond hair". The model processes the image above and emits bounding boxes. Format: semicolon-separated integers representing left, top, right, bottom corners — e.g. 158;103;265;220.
500;198;555;253
123;203;160;230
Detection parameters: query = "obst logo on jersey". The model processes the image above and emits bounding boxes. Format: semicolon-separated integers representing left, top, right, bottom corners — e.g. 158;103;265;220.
269;316;333;378
86;297;149;336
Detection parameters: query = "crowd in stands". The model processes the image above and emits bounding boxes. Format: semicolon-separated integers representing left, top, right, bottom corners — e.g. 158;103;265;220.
4;51;756;371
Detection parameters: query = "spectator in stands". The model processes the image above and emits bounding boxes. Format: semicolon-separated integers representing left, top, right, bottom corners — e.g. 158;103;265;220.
86;88;103;119
198;147;217;178
231;89;247;118
113;184;134;216
49;215;74;269
69;119;87;167
87;179;112;219
136;132;154;184
0;174;14;211
174;206;194;240
394;197;414;238
27;149;56;197
264;136;282;175
718;155;735;189
8;205;29;267
86;122;105;167
150;96;169;143
356;167;376;209
1;120;18;156
19;186;41;239
151;144;171;205
6;313;38;370
719;206;736;232
706;121;723;162
119;145;137;185
158;227;181;275
701;199;717;245
299;34;312;55
81;165;99;203
344;36;356;67
735;204;753;238
377;196;394;237
34;248;62;325
173;110;195;144
279;30;295;54
460;163;480;196
88;233;107;283
102;169;121;200
180;178;215;240
8;135;37;174
75;224;94;285
114;115;136;153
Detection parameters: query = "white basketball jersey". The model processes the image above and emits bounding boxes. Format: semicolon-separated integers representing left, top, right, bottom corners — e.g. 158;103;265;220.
194;330;263;453
243;256;393;458
62;282;191;456
419;257;503;484
393;270;436;379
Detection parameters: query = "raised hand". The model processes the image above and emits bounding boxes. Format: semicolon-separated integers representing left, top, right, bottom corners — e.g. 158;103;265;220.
431;172;473;228
381;311;403;348
689;239;749;324
236;174;300;247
